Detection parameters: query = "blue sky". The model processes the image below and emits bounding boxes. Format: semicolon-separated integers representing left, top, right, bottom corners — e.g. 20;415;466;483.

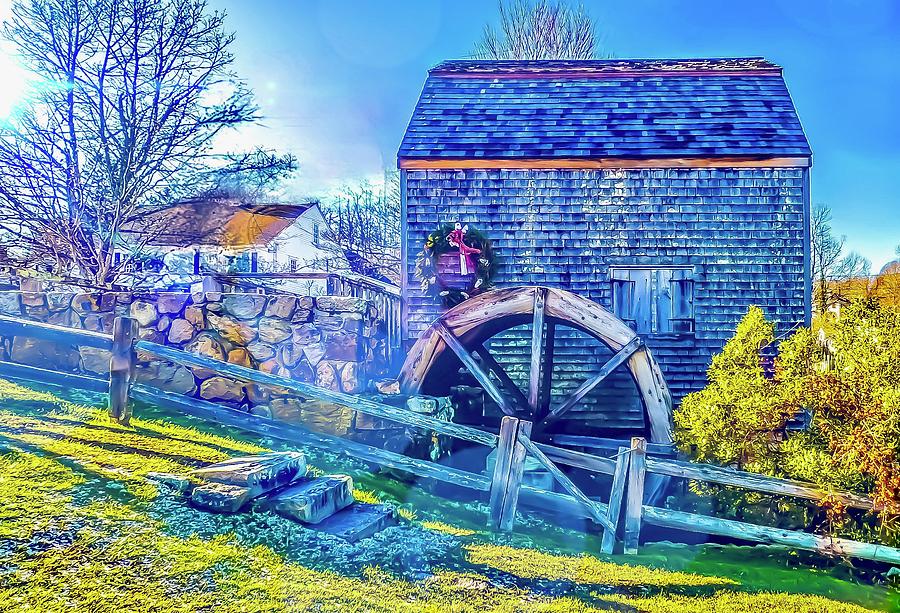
0;0;895;268
209;0;900;269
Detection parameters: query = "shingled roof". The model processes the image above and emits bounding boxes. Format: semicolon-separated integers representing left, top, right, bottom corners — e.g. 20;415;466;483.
398;57;811;162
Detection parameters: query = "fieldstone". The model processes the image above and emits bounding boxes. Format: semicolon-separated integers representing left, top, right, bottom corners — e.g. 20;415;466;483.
247;341;275;361
315;296;368;313
79;346;112;375
20;292;45;307
157;293;190;314
0;292;20;315
136;361;197;395
190;482;251;513
130;300;158;326
313;311;345;331
246;383;270;406
48;309;79;328
223;294;267;320
292;323;320;346
291;308;312;324
339;361;361;394
10;337;80;372
302;344;326;367
270;397;304;421
227;348;253;368
314;503;396;543
71;293;102;314
265;296;296;319
167;318;195;344
258;317;291;344
375;379;401;395
190;291;205;305
184;305;205;328
199;376;245;403
299;400;353;436
324;330;361;361
137;327;165;344
207;312;257;345
23;304;50;320
46;293;72;311
315;361;338;391
249;405;273;419
278;343;304;369
269;475;354;524
185;332;229;379
291;359;315;383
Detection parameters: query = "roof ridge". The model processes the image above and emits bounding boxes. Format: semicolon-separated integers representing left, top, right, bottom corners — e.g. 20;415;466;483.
430;57;782;78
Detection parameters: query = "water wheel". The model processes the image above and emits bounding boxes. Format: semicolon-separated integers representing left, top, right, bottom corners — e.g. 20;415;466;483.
399;286;673;446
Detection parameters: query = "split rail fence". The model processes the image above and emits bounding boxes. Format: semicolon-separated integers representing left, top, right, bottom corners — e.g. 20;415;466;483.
1;313;899;564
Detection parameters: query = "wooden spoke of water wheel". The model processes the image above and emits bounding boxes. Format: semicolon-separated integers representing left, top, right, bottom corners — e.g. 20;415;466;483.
399;286;674;444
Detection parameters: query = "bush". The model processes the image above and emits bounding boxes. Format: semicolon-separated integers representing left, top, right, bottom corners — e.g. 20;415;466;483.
675;300;900;543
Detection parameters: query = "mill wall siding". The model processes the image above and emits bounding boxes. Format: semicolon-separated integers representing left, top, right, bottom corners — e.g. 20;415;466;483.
403;167;807;405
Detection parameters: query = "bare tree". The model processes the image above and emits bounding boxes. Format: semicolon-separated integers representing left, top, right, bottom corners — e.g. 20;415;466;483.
811;205;846;315
474;0;598;60
0;0;293;286
318;172;401;283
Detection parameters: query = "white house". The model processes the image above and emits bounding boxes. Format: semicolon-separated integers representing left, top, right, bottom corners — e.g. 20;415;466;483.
120;197;347;292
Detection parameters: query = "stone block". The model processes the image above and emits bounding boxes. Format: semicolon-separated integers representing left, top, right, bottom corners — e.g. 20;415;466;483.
315;361;338;391
199;376;245;403
46;293;72;311
291;323;320;346
315;296;368;313
265;296;296;319
227;347;253;368
192;452;306;490
207;312;257;345
269;475;354;524
71;293;102;314
291;308;312;324
247;341;275;361
80;346;112;375
23;304;49;319
249;405;272;419
156;315;172;332
20;292;45;307
146;472;193;494
270;397;304;421
48;309;79;328
323;330;361;361
0;292;20;315
130;300;158;326
190;482;251;513
302;344;326;367
10;337;80;372
223;294;267;320
136;361;197;395
258;317;291;344
157;293;190;314
184;305;205;328
339;361;362;394
313;503;395;543
167;318;195;344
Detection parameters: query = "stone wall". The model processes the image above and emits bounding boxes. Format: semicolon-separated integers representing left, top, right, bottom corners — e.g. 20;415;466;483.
0;289;386;436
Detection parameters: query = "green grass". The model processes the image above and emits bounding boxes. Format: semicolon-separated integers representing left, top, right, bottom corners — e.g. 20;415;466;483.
0;377;896;612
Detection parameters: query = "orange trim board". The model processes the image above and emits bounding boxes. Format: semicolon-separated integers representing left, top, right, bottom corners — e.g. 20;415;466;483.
398;156;812;170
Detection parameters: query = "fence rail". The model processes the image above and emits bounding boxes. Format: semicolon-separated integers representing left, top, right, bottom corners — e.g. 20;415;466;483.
1;312;899;565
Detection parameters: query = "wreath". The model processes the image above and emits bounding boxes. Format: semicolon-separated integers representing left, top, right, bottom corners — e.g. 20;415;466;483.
414;222;496;307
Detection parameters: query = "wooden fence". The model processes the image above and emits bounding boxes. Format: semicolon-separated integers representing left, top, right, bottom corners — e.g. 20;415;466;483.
1;313;900;564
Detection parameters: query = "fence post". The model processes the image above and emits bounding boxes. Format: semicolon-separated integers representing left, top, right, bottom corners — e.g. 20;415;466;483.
623;436;647;555
108;316;137;425
601;445;631;554
488;416;531;531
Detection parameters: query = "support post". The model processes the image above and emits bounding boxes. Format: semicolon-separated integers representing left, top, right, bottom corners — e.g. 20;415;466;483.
108;316;137;425
623;436;647;554
601;446;631;554
488;416;530;531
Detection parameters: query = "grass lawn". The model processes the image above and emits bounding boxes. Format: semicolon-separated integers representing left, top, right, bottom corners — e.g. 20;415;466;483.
0;377;896;612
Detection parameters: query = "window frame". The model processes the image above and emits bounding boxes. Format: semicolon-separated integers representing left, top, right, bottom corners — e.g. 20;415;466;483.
609;266;695;336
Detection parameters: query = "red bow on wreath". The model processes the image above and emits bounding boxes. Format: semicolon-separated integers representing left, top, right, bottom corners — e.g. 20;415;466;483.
446;223;481;276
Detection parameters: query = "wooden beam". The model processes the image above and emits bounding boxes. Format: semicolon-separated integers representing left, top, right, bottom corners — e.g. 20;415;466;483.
623;437;647;554
434;321;518;417
399;156;811;170
134;339;498;447
527;288;546;419
108;316;137;425
0;360;109;393
544;337;642;424
601;446;631;554
489;416;518;529
473;345;529;411
0;314;113;349
518;433;614;532
538;321;555;418
641;506;900;565
645;456;873;511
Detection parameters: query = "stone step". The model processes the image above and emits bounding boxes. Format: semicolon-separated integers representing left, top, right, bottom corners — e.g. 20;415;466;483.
190;482;253;513
192;452;306;490
312;503;396;543
266;475;355;524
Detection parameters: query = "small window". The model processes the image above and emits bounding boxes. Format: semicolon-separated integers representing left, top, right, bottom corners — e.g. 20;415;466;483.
289;257;298;272
610;267;694;335
250;251;259;273
313;223;321;247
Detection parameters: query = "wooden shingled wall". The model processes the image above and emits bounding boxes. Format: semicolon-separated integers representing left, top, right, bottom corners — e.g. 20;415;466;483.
403;167;807;422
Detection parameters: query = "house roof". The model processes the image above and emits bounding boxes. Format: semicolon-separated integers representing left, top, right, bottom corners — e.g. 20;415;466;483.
123;199;317;248
398;57;811;163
